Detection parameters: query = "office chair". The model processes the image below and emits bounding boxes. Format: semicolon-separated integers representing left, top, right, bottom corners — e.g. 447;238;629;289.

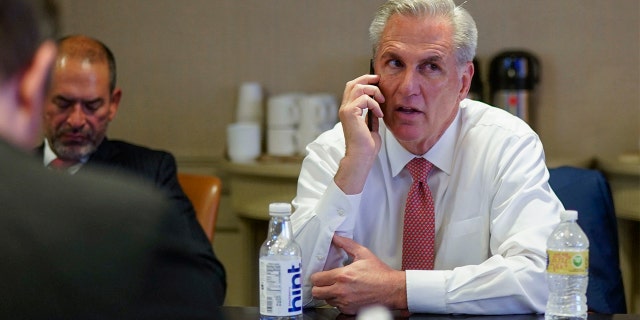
548;166;627;313
177;173;222;242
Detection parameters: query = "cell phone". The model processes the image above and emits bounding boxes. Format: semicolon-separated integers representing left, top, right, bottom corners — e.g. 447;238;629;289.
368;59;375;131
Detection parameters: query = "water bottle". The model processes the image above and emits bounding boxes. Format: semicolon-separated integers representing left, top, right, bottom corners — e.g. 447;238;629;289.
545;210;589;320
259;203;303;320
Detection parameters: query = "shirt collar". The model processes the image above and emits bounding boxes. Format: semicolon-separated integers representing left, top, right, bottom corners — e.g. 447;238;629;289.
43;139;57;167
385;107;460;177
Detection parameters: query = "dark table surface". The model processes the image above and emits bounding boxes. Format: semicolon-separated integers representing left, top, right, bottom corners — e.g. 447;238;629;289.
218;306;640;320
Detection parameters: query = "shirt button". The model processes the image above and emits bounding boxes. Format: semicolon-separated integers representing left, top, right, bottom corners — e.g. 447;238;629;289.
337;209;345;216
316;255;324;261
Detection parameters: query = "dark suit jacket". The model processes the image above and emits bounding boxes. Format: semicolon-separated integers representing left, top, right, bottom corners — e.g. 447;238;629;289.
85;138;193;221
36;138;226;306
2;141;224;319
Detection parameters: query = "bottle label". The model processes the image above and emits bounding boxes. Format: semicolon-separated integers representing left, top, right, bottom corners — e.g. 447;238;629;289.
259;256;303;316
546;250;589;275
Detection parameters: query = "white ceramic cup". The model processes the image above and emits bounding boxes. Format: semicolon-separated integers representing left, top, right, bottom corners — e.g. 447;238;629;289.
299;94;337;128
295;127;319;156
236;82;263;123
295;94;338;154
227;121;261;162
267;93;303;129
267;128;298;156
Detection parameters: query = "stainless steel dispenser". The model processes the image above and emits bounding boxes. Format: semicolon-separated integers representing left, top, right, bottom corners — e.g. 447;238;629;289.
489;50;540;129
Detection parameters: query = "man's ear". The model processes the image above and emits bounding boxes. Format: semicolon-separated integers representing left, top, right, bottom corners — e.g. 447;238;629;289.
14;40;57;148
19;40;57;120
108;87;122;121
458;61;474;101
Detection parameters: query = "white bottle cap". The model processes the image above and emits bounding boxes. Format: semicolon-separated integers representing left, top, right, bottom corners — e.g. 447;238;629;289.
356;305;392;320
269;202;292;216
560;210;578;221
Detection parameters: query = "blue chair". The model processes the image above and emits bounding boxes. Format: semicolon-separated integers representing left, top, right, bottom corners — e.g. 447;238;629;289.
548;166;627;313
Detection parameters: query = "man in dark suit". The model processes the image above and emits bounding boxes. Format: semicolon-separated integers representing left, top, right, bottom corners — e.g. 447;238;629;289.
1;0;224;318
36;34;227;301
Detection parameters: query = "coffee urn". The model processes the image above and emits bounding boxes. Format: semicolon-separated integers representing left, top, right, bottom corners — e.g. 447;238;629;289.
489;50;540;129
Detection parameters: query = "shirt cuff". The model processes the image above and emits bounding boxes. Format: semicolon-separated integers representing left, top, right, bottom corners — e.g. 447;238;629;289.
316;179;361;235
406;270;449;313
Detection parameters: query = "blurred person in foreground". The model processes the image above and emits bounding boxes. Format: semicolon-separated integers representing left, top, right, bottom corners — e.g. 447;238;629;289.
35;34;226;303
0;0;223;318
291;0;563;315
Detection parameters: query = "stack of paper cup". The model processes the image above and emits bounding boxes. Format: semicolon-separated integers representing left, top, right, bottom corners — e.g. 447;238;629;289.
236;82;263;123
228;82;264;162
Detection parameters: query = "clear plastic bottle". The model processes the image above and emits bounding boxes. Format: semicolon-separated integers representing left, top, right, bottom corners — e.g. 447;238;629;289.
545;210;589;320
259;203;303;320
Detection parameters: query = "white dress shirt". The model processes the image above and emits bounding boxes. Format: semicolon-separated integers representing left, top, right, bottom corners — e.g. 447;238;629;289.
43;139;87;174
291;99;563;314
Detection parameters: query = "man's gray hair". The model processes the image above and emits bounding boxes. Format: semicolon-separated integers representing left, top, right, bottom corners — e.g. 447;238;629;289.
369;0;477;65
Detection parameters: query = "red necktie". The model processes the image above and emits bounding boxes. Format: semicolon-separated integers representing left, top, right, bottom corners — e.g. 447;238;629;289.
402;157;435;270
49;158;79;172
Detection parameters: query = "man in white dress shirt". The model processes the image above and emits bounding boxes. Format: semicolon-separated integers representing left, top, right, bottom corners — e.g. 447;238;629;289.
291;0;563;315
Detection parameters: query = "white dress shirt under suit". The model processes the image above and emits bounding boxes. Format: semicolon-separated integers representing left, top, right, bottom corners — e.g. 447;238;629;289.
43;139;87;174
291;99;563;314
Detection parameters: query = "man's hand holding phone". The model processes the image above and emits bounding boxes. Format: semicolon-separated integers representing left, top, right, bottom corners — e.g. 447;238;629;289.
334;60;385;194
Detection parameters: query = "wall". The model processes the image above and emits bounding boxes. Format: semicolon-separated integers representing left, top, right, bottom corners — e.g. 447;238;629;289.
57;0;639;162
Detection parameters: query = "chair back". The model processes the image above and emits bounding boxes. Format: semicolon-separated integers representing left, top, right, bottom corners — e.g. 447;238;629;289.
548;166;626;313
177;173;222;242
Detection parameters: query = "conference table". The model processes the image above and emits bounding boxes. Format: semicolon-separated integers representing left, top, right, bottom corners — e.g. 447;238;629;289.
218;306;640;320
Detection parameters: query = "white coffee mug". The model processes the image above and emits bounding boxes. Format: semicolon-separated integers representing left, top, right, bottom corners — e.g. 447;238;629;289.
227;121;261;163
295;127;320;156
313;93;338;131
267;128;297;156
299;94;337;127
267;93;303;129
